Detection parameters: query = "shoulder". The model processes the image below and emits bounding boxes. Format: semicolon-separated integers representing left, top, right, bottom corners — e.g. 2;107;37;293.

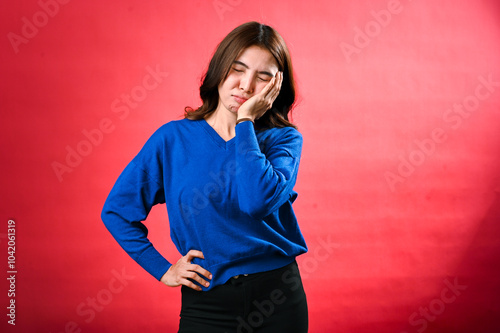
149;118;201;139
136;118;200;154
155;118;199;133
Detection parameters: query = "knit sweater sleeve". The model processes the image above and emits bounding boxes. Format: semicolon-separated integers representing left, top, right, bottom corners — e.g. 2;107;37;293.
234;121;303;219
101;127;171;281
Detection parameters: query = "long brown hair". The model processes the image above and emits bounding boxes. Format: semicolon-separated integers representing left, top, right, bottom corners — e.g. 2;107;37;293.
185;21;298;130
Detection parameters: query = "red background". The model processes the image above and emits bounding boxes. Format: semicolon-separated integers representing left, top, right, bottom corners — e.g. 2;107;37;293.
1;0;500;332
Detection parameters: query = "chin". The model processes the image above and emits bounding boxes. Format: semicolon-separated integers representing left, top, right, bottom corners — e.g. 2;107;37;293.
228;106;239;114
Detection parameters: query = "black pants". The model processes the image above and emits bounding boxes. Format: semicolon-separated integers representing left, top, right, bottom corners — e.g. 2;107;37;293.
179;260;308;333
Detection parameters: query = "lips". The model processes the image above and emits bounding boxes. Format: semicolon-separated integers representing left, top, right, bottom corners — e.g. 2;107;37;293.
233;95;248;104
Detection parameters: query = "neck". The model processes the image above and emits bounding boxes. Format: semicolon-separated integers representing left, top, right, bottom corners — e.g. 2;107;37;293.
204;107;238;141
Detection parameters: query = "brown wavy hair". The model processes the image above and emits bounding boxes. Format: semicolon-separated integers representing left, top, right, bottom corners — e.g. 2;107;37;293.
184;21;297;130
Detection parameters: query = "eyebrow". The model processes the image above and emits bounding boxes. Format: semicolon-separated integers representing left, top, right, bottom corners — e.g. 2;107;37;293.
233;60;274;77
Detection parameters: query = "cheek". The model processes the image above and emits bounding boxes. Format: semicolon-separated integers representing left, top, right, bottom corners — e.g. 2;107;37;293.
221;74;239;90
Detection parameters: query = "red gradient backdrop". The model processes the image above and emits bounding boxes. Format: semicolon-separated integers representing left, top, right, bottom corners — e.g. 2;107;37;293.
1;1;500;332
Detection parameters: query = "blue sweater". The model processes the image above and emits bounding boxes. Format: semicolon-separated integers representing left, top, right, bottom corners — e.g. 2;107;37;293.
101;118;307;291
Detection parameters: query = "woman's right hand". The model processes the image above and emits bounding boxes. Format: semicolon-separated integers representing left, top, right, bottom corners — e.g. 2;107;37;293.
160;250;212;291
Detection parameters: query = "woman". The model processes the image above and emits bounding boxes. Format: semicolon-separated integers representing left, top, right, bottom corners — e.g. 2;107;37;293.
102;21;308;332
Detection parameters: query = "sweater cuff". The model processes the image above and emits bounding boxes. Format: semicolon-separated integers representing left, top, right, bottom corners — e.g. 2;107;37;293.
235;120;258;146
136;246;172;281
235;118;254;128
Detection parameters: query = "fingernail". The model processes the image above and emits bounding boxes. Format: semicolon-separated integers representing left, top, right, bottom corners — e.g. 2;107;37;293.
209;274;213;279
205;282;210;287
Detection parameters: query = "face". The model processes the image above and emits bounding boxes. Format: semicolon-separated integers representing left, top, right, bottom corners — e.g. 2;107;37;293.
217;45;279;114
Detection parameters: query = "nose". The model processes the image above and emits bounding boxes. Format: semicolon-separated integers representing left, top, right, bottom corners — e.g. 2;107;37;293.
239;73;254;94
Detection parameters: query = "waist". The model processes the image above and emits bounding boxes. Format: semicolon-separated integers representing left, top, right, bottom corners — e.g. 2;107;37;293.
227;260;299;285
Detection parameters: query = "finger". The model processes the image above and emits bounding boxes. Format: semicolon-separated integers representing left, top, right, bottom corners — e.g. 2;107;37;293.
183;270;211;288
269;73;281;94
181;278;203;291
259;75;277;98
190;264;212;281
184;249;204;262
268;72;282;102
183;270;210;288
269;83;281;102
275;71;283;93
185;265;212;284
267;72;282;99
278;71;283;90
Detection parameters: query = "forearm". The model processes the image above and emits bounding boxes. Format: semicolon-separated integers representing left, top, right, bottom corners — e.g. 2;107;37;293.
102;210;172;280
234;121;301;218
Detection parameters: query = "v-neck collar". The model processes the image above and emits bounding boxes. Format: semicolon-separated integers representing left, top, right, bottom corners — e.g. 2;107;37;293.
198;119;236;150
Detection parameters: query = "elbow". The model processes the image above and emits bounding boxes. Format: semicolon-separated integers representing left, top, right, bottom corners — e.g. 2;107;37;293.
101;206;112;230
101;201;117;231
